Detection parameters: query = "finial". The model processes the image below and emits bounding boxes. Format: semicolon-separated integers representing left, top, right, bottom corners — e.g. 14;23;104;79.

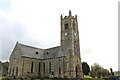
69;10;72;16
61;14;63;19
75;15;77;20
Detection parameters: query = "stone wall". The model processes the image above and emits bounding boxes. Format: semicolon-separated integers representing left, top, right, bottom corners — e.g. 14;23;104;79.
8;45;23;77
42;57;64;78
9;56;65;78
21;57;42;77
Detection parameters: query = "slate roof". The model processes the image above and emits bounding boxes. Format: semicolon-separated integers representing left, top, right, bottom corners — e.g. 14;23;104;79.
18;43;44;59
17;43;68;59
44;46;68;59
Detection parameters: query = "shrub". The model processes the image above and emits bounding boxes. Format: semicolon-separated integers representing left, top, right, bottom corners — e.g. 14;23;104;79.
1;78;10;80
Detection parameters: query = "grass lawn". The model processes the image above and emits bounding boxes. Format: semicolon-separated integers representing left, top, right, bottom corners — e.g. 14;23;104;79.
13;79;52;80
0;77;2;80
0;77;52;80
84;75;105;80
84;75;92;78
91;78;105;80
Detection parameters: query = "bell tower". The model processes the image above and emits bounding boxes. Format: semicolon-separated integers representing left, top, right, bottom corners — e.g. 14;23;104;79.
61;11;83;78
61;10;80;57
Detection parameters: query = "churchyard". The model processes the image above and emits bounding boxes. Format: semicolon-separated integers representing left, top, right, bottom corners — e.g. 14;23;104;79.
1;78;106;80
1;76;108;80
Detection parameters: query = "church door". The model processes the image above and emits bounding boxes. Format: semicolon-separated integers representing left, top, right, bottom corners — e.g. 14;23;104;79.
76;66;78;78
76;65;80;78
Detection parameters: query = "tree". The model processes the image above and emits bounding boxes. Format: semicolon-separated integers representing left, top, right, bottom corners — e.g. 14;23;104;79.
0;61;2;76
110;68;114;76
90;63;109;78
90;63;102;78
90;63;101;78
114;71;120;76
2;61;9;76
101;68;109;77
0;61;2;69
82;62;90;75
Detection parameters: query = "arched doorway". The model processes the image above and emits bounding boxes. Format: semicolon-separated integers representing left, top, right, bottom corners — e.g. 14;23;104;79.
76;65;81;78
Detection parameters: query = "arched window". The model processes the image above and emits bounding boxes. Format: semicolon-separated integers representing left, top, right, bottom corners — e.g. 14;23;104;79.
59;68;61;78
49;62;51;73
43;63;45;73
31;61;33;73
12;68;14;76
16;67;18;76
73;21;75;30
38;62;40;73
59;68;61;73
64;23;69;30
9;68;11;75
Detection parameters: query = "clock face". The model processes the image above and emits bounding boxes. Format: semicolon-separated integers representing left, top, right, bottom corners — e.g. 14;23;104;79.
74;33;77;36
64;32;68;36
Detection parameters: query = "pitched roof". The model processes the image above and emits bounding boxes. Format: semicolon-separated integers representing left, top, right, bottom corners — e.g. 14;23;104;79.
17;43;44;59
44;46;68;59
16;42;68;59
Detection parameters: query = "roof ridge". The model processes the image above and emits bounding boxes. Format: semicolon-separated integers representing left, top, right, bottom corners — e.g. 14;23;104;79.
45;46;60;50
18;42;44;50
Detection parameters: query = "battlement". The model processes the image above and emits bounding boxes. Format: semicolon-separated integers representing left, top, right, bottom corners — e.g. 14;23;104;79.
61;10;77;21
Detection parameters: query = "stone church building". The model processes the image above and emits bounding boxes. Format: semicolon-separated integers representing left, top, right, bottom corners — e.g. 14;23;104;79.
8;11;83;78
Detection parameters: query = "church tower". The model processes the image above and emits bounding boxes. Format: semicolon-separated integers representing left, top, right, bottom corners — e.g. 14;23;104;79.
61;11;83;78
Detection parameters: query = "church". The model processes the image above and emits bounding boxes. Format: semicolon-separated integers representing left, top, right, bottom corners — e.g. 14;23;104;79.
8;11;83;78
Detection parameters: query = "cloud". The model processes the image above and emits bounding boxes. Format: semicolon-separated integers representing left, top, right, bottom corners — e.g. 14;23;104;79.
0;0;11;11
0;15;59;61
0;16;28;61
0;0;118;71
81;48;93;55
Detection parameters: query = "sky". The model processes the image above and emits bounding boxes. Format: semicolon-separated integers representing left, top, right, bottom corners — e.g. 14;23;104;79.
0;0;119;71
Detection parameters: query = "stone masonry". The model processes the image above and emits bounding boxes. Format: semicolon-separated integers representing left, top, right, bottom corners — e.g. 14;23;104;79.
8;11;83;78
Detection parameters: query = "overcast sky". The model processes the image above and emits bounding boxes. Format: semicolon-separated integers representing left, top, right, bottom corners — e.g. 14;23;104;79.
0;0;119;71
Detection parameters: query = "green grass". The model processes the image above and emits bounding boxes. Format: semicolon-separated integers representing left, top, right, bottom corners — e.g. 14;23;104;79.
0;76;105;80
84;75;92;78
13;79;52;80
0;77;5;80
0;78;52;80
91;78;105;80
83;75;105;80
0;77;2;80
